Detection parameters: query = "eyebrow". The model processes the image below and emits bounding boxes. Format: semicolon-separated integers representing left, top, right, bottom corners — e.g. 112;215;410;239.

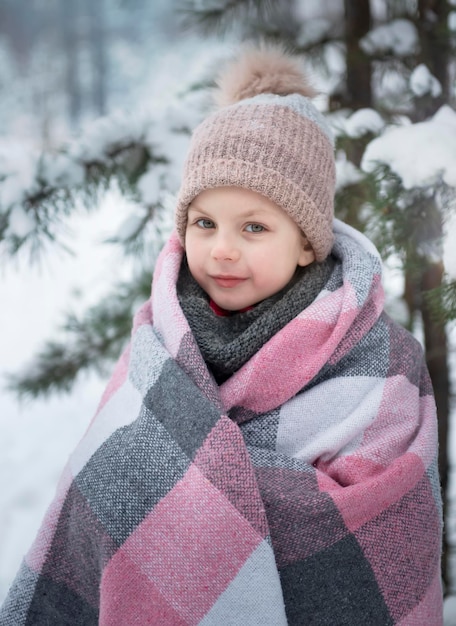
187;205;205;214
188;205;274;219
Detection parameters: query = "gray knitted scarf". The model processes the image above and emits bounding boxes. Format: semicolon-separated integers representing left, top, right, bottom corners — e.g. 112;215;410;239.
177;257;335;383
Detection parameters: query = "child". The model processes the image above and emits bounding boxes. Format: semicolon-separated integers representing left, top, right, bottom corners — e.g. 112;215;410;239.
1;45;443;625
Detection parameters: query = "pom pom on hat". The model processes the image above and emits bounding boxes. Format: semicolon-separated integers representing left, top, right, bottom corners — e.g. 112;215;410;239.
175;45;336;262
214;44;318;107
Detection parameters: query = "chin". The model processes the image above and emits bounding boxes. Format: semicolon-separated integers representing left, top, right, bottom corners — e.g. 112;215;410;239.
214;297;253;312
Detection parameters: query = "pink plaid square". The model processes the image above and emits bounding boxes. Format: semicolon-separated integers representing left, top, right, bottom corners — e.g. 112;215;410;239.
102;464;264;624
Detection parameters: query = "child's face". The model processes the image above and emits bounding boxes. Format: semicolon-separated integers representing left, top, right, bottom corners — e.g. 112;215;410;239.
185;186;315;311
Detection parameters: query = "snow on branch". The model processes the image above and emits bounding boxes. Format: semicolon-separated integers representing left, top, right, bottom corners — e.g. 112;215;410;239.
0;102;196;261
343;108;386;139
361;106;456;190
360;19;419;58
409;65;442;98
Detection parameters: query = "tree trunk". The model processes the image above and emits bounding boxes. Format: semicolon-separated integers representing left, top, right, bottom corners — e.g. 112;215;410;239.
343;0;372;112
420;260;451;591
338;0;372;231
417;0;451;111
415;0;452;591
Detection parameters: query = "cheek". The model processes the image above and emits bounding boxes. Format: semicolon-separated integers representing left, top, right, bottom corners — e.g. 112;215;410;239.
185;232;199;262
253;240;297;269
186;251;200;277
250;251;285;283
185;236;209;284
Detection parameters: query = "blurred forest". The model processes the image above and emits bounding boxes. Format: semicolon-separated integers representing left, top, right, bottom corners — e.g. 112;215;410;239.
0;0;179;143
1;0;456;591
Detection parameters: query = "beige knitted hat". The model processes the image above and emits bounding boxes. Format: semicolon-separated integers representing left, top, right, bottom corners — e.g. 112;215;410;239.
175;45;336;262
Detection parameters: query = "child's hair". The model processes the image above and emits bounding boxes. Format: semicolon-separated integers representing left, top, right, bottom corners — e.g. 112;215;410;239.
174;44;336;262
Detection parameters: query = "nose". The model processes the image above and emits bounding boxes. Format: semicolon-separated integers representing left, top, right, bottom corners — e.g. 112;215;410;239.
211;231;240;262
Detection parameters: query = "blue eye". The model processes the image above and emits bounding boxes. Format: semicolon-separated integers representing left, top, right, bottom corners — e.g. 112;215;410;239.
245;224;265;233
196;219;215;229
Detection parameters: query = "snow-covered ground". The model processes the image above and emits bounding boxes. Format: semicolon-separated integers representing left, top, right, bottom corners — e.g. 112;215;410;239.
0;193;136;599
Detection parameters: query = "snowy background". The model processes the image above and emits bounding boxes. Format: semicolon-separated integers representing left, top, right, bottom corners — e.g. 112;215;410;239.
1;2;456;623
0;1;226;605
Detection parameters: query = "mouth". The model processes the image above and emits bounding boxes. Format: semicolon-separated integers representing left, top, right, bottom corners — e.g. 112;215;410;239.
211;275;247;288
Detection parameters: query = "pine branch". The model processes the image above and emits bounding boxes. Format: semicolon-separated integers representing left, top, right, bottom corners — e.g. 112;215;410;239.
358;164;456;326
361;165;444;261
0;139;165;262
5;270;152;399
425;281;456;324
177;0;280;34
0;94;197;264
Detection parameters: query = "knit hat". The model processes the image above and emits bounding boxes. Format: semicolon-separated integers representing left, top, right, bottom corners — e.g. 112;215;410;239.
175;45;336;262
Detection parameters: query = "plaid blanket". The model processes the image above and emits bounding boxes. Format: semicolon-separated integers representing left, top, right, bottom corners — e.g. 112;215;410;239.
1;220;442;625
